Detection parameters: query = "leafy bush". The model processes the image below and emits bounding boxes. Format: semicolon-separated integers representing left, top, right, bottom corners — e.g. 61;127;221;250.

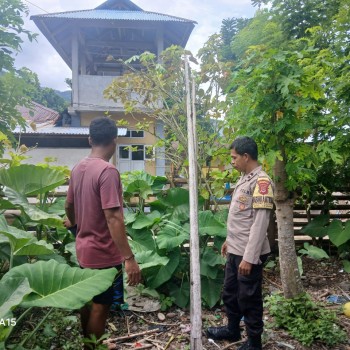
265;293;347;346
121;171;227;308
301;215;350;271
0;164;117;348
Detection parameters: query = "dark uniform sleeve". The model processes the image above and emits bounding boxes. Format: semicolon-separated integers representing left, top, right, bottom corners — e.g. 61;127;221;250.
243;177;274;264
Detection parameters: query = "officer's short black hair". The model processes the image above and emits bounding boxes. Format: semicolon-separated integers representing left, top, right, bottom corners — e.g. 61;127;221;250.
229;137;258;160
89;117;118;146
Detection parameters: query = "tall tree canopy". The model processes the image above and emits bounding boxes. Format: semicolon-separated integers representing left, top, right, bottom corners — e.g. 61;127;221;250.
18;68;68;113
225;0;350;297
0;0;36;156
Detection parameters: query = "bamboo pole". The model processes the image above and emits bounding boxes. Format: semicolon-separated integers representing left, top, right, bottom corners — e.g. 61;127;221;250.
184;56;202;349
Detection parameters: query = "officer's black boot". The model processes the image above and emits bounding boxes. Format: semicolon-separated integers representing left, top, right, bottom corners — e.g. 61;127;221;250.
237;335;262;350
206;324;241;342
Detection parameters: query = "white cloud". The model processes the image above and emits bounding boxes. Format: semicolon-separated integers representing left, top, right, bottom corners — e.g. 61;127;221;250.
16;0;256;90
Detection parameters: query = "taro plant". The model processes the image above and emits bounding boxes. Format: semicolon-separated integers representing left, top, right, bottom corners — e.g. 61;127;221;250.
301;215;350;272
122;171;227;308
0;164;117;348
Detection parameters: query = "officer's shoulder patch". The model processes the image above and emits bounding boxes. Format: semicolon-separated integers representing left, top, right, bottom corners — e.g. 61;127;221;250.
252;176;274;209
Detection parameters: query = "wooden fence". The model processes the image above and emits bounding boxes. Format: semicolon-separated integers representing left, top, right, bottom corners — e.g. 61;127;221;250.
3;181;350;252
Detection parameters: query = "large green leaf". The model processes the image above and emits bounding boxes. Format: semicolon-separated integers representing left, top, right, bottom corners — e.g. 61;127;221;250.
157;188;204;221
200;247;225;279
151;176;167;193
135;250;169;270
168;280;190;308
343;260;350;273
198;211;227;237
125;179;153;200
47;197;66;216
200;262;219;279
0;216;54;256
15;240;54;256
201;274;224;308
327;220;350;247
0;277;32;319
2;260;117;309
300;215;329;238
0;164;66;196
299;243;329;260
148;249;180;289
128;228;155;251
132;211;162;230
3;187;63;227
124;211;138;225
65;242;79;266
156;222;189;250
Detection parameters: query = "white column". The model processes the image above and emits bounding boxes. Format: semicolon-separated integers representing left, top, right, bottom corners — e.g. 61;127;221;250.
72;28;79;107
156;27;164;62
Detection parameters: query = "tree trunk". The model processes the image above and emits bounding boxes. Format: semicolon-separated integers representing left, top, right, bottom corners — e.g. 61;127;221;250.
274;158;303;298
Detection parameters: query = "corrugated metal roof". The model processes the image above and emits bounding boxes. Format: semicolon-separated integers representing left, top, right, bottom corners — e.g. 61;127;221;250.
13;126;128;136
32;10;195;23
17;102;59;124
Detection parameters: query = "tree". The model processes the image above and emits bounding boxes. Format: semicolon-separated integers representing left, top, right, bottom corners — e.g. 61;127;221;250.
225;0;349;297
104;44;235;203
0;0;36;73
18;68;68;113
0;0;36;156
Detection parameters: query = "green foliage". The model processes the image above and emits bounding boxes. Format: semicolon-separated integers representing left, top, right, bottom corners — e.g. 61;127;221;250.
301;216;350;265
3;260;117;309
17;68;68;113
298;243;329;260
105;43;235;204
0;165;67;229
0;73;30;155
265;293;347;346
0;277;31;319
0;0;36;72
160;295;175;311
123;171;226;308
0;0;36;155
0;162;113;347
83;333;109;350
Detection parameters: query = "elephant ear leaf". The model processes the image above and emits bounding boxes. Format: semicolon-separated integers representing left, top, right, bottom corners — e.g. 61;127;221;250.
0;164;66;196
0;277;32;319
3;260;117;309
3;187;63;228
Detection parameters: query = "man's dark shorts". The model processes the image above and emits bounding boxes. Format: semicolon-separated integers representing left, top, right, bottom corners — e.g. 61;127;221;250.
81;265;124;308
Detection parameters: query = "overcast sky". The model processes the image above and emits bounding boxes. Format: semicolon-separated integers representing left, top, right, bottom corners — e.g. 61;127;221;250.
15;0;256;91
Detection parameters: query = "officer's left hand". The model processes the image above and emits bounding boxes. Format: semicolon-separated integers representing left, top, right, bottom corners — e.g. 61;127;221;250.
238;260;253;275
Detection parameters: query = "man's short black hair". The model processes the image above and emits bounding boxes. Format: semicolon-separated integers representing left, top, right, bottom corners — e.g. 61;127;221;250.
229;137;258;160
89;117;118;146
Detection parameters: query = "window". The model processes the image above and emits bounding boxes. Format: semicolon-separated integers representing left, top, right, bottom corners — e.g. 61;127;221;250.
119;146;130;159
124;130;144;138
145;145;155;160
131;145;144;161
131;130;144;138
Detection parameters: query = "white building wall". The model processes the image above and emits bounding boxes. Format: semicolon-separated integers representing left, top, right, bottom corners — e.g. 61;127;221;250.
5;148;90;169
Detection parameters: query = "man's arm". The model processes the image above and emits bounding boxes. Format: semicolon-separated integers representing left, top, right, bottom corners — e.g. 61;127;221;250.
65;200;76;227
104;207;141;286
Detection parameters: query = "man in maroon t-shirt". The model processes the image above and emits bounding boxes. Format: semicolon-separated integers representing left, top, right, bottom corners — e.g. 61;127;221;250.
65;117;141;347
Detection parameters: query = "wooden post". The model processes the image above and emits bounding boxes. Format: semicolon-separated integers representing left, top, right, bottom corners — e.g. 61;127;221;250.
184;56;202;349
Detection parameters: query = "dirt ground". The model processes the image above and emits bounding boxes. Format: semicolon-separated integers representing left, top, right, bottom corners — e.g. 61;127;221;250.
105;257;350;350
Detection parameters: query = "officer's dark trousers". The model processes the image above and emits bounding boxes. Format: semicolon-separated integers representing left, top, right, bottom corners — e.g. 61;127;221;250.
222;254;268;337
